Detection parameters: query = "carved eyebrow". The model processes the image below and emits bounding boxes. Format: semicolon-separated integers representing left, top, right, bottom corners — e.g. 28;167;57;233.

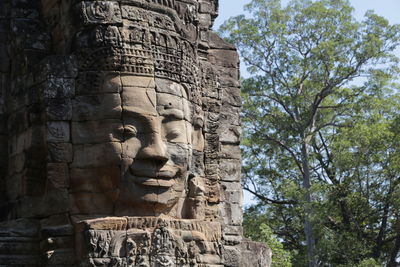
122;107;159;129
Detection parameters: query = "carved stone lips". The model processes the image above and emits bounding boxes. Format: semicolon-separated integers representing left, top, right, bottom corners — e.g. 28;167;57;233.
133;177;175;188
129;167;177;188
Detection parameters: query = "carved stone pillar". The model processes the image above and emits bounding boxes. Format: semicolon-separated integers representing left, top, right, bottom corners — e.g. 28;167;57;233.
0;0;271;266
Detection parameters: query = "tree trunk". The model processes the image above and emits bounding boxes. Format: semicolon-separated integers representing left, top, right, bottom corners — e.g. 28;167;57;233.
387;218;400;267
301;142;317;267
373;202;390;259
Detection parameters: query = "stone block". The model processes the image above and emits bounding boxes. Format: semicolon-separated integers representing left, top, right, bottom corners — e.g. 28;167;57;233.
72;142;122;168
7;130;28;157
29;126;46;148
0;239;39;255
198;13;212;29
46;98;72;121
204;133;220;153
22;175;46;197
0;42;9;73
8;152;25;174
220;159;241;182
198;254;222;265
240;241;272;267
47;163;69;189
73;216;128;231
156;92;184;112
223;245;241;267
40;214;74;237
47;142;73;163
203;99;221;113
70;192;113;215
222;86;241;107
7;110;29;136
205;163;218;176
220;144;241;160
10;7;40;19
219;124;241;144
29;110;47;126
72;93;122;121
219;202;243;226
198;1;215;14
76;71;122;95
6;173;22;200
36;55;78;82
69;166;120;193
207;180;221;204
206;32;237;50
204;112;219;134
71;119;123;144
221;181;243;204
0;255;40;265
214;66;240;88
42;78;75;98
47;121;70;142
122;87;157;116
154;78;186;97
223;225;243;237
79;1;122;25
122;75;155;88
0;115;7;135
17;189;69;218
208;49;240;69
190;150;205;177
220;105;240;126
0;218;39;238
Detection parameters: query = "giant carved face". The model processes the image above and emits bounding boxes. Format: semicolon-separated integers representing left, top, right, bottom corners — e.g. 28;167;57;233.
117;76;196;215
71;1;206;217
70;75;204;217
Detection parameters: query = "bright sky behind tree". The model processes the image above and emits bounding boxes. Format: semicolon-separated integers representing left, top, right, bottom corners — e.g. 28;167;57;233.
213;0;400;207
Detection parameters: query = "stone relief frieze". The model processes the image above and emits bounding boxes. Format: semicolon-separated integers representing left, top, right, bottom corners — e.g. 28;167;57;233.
76;217;222;266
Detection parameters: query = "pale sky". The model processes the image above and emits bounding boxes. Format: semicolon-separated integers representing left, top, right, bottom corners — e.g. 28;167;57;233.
213;0;400;207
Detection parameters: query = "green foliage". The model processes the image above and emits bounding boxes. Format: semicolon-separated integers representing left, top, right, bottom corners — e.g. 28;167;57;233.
221;0;400;265
244;211;292;267
355;258;382;267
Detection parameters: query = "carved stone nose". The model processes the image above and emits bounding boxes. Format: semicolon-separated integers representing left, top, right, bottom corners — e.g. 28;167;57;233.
137;132;168;164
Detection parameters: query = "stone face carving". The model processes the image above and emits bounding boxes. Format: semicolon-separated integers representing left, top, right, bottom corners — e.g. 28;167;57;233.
0;0;271;266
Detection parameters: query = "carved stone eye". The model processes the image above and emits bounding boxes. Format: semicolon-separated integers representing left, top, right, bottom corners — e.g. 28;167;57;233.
166;129;180;140
123;125;137;137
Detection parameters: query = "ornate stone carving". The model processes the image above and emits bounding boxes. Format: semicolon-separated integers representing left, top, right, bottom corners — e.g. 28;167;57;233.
74;217;222;266
0;0;271;266
80;1;123;25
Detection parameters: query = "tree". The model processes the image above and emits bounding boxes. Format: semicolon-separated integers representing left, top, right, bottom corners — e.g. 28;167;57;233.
219;0;400;265
244;210;293;267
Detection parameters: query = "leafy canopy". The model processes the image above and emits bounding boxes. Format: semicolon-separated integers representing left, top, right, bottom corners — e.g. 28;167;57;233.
220;0;400;266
